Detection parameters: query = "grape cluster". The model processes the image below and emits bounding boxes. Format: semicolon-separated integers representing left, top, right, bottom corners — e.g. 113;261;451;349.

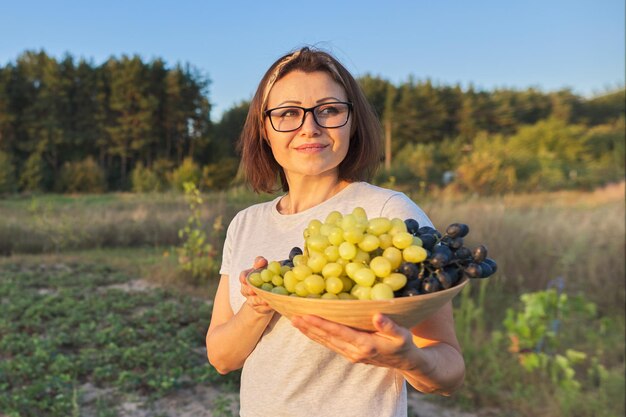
248;207;497;300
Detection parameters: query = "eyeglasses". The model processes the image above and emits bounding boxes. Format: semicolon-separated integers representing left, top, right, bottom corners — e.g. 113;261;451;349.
264;101;352;132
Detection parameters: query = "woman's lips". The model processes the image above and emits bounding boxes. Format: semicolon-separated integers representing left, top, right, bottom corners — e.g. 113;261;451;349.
295;143;328;153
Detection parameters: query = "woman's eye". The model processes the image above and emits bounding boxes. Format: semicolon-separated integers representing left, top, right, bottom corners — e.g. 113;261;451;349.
279;108;300;118
318;106;339;116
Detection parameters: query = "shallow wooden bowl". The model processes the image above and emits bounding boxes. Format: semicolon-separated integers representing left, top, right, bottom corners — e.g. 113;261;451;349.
248;277;469;331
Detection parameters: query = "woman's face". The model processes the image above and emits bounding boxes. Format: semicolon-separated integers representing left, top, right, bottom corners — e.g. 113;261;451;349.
264;70;351;183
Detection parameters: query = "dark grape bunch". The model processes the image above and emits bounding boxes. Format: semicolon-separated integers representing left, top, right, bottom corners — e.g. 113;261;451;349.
396;220;497;297
248;208;497;300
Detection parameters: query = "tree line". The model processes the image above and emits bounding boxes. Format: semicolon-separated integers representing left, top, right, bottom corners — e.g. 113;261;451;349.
0;50;623;194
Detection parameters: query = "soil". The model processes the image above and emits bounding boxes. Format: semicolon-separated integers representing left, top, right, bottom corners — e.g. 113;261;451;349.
83;278;481;417
79;383;478;417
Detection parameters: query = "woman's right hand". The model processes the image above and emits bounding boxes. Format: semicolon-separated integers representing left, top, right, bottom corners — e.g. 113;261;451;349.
239;256;275;315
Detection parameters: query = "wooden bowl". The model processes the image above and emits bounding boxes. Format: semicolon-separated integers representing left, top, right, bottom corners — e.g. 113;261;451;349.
248;277;469;331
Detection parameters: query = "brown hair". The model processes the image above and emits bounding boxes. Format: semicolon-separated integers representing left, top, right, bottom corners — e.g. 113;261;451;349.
238;47;383;193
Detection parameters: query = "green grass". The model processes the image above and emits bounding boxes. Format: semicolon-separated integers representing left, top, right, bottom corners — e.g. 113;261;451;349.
0;254;239;417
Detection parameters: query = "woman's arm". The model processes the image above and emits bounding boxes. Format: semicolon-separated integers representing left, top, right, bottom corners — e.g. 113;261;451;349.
397;302;465;395
291;301;465;395
206;258;275;374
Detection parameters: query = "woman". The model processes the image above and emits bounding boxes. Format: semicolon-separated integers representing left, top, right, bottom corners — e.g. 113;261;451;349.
206;47;465;417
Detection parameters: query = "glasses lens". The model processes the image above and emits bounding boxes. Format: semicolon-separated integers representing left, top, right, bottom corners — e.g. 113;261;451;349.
268;107;304;132
314;103;351;128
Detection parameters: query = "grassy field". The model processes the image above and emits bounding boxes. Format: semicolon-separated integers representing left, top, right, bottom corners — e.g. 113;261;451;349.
0;182;624;416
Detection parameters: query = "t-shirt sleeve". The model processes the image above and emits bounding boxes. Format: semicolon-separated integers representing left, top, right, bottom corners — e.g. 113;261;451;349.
380;192;434;229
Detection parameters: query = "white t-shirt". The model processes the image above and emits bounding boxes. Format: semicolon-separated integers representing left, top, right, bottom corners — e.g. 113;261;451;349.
219;182;434;417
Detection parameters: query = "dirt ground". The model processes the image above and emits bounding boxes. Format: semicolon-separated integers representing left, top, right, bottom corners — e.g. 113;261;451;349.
78;384;478;417
79;278;481;417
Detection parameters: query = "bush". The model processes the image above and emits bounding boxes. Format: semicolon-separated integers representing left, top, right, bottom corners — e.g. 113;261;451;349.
454;133;517;195
169;158;201;191
202;157;239;190
55;157;107;193
18;152;45;192
131;162;164;192
0;151;16;194
507;118;589;191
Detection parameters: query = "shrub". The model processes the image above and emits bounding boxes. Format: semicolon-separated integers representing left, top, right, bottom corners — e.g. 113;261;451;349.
18;152;46;192
177;182;218;284
0;151;16;194
131;162;164;192
454;133;517;195
169;158;201;191
202;157;239;190
55;157;107;193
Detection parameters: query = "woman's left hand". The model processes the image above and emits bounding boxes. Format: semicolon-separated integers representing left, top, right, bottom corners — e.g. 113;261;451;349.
291;313;425;372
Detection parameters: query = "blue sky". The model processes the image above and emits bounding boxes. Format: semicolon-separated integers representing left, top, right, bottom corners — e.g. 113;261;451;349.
1;0;624;120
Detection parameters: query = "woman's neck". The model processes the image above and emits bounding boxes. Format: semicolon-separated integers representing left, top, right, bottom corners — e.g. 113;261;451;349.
277;175;351;215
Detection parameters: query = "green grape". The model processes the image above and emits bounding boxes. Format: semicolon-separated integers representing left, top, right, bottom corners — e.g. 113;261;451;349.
294;281;309;297
338;241;357;260
271;274;284;286
325;210;343;225
280;264;291;275
367;217;392;236
328;226;345;246
248;272;263;287
325;276;344;294
338;292;356;300
343;226;365;244
292;254;307;266
353;267;376;287
340;276;354;292
272;286;289;295
307;251;328;273
307;219;323;236
260;269;274;283
345;262;365;279
336;257;349;267
389;218;408;235
319;223;333;236
358;234;380;252
324;245;340;262
261;282;274;292
403;245;428;263
340;213;358;230
378;233;393;249
369;256;392;278
283;271;298;293
383;273;407;291
352;207;368;222
304;274;326;295
354;249;371;264
351;284;372;300
292;264;313;281
392;232;414;249
412;236;423;247
267;261;282;275
307;234;330;252
371;283;394;300
382;247;403;270
322;262;343;279
321;292;339;299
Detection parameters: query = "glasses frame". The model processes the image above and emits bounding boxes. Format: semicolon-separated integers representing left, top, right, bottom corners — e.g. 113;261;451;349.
264;101;353;133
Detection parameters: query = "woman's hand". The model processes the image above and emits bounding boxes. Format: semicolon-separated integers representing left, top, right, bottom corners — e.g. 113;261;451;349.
239;256;275;315
291;313;427;373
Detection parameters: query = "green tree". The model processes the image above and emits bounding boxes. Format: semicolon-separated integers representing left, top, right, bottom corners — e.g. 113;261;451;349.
0;151;16;194
19;151;46;192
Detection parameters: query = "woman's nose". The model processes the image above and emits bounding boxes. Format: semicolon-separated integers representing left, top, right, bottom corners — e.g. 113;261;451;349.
299;111;320;135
